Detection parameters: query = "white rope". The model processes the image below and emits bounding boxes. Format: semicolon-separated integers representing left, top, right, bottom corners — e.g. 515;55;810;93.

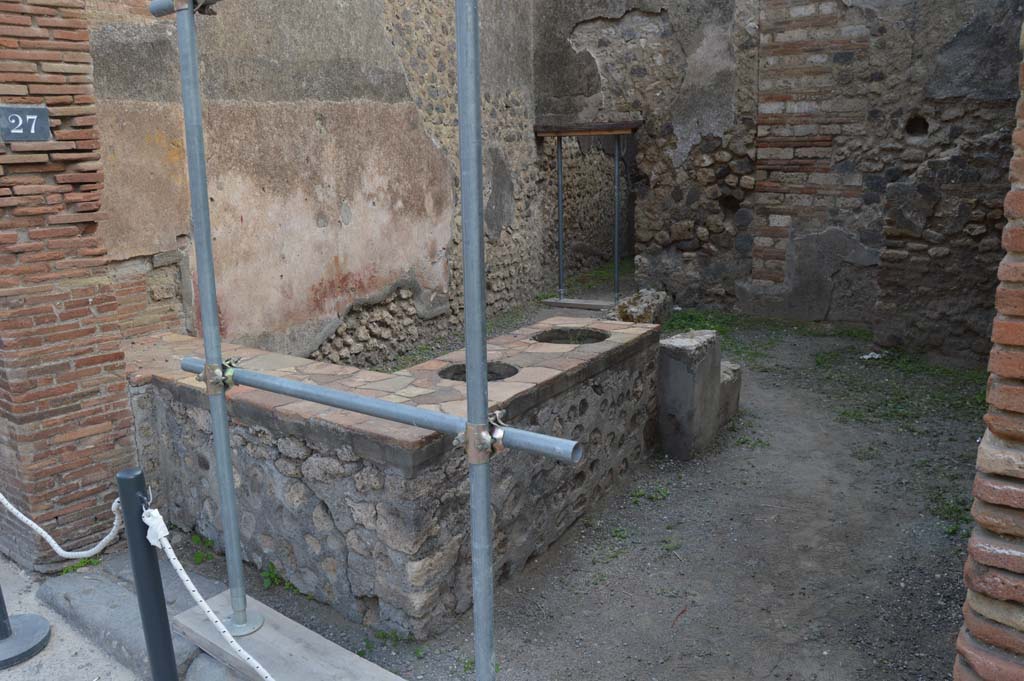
141;508;275;681
0;490;123;561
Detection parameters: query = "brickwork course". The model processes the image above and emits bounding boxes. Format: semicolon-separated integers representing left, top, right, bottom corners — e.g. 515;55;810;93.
955;23;1024;679
0;0;134;569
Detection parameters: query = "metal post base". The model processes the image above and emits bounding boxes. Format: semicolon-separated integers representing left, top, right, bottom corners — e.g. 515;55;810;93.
0;614;51;670
224;611;264;637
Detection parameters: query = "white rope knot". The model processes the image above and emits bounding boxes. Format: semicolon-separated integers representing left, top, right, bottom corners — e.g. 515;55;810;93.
141;508;170;548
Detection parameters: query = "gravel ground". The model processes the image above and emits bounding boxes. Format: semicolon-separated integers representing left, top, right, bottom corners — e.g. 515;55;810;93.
0;558;138;681
180;312;982;681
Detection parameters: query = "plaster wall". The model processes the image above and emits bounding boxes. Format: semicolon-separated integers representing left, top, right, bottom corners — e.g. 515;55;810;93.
88;2;455;356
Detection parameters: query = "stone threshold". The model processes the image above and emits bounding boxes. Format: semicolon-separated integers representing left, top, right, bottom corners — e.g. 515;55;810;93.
126;317;659;476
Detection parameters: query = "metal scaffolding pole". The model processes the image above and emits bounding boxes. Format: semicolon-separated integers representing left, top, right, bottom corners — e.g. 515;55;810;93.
454;0;497;678
614;135;622;302
178;358;582;463
156;0;260;636
557;136;565;300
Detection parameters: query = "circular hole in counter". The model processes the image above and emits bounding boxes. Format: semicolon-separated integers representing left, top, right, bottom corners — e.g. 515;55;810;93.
531;328;611;345
438;361;520;382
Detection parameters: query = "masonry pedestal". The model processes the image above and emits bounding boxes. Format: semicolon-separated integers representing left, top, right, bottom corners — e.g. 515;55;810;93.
658;331;741;460
0;584;50;670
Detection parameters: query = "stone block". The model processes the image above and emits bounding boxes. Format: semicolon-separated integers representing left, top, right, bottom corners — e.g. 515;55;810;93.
614;288;673;324
658;331;722;460
718;360;742;428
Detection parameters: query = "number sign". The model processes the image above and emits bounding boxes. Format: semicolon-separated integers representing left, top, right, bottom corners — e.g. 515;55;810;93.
0;105;51;142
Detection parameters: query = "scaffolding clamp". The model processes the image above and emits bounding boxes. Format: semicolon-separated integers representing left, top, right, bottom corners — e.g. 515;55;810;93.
464;411;510;464
198;358;240;395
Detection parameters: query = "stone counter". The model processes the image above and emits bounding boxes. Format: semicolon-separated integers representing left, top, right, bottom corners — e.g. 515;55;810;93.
127;317;659;637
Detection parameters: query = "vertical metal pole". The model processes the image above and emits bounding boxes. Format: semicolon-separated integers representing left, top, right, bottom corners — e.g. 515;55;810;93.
0;589;11;641
614;135;621;302
454;1;494;679
116;469;178;681
174;1;260;636
556;136;565;299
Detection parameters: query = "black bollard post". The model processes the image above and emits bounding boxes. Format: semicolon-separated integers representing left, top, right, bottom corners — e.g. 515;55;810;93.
117;468;178;681
0;582;51;670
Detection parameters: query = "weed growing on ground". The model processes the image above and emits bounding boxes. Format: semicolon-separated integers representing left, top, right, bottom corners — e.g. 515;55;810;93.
663;308;873;367
61;557;101;575
631;485;670;504
593;547;628;565
386;342;440;372
611;527;628;540
661;537;682;552
375;629;415;646
928;491;973;537
261;561;285;589
736;435;770;448
191;533;216;565
356;638;376;657
813;348;987;426
414;646;426;659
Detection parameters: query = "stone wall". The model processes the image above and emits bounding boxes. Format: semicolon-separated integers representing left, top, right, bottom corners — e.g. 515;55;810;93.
954;21;1024;678
0;0;135;569
743;0;1019;358
537;0;1020;361
536;0;761;308
128;318;659;636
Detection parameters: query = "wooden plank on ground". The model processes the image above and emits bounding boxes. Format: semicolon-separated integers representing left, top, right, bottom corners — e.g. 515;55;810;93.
173;591;405;681
541;297;614;311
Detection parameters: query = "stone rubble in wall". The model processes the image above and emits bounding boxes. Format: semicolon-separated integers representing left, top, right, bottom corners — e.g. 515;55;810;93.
311;288;446;368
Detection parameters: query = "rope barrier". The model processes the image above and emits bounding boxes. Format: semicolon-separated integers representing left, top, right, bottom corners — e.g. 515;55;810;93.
1;487;273;681
141;508;275;681
0;491;122;561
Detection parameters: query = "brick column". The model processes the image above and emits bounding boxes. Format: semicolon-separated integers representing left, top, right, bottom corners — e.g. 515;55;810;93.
752;0;867;285
0;0;133;569
954;29;1024;681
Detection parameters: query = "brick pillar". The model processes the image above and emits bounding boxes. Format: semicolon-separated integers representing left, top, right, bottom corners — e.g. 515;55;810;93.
0;0;134;569
752;0;866;286
954;29;1024;681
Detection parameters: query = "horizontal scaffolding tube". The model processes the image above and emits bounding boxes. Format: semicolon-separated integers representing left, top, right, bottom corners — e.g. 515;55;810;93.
179;357;583;464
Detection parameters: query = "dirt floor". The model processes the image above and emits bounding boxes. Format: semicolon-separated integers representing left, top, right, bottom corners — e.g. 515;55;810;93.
181;308;984;681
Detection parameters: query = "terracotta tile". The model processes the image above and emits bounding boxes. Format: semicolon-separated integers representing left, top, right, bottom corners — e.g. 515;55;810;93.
275;399;331;421
364;375;415;393
408;358;451;372
230;388;295;411
397;385;434;398
316;409;370;430
487;381;534;402
513;366;562;384
523;342;574;353
439;400;468;417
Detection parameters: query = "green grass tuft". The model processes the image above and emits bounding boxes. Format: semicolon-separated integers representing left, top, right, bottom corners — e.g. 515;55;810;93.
61;557;101;575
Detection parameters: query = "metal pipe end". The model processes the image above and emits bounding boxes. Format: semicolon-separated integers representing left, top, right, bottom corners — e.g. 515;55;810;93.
149;0;176;17
569;442;584;464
